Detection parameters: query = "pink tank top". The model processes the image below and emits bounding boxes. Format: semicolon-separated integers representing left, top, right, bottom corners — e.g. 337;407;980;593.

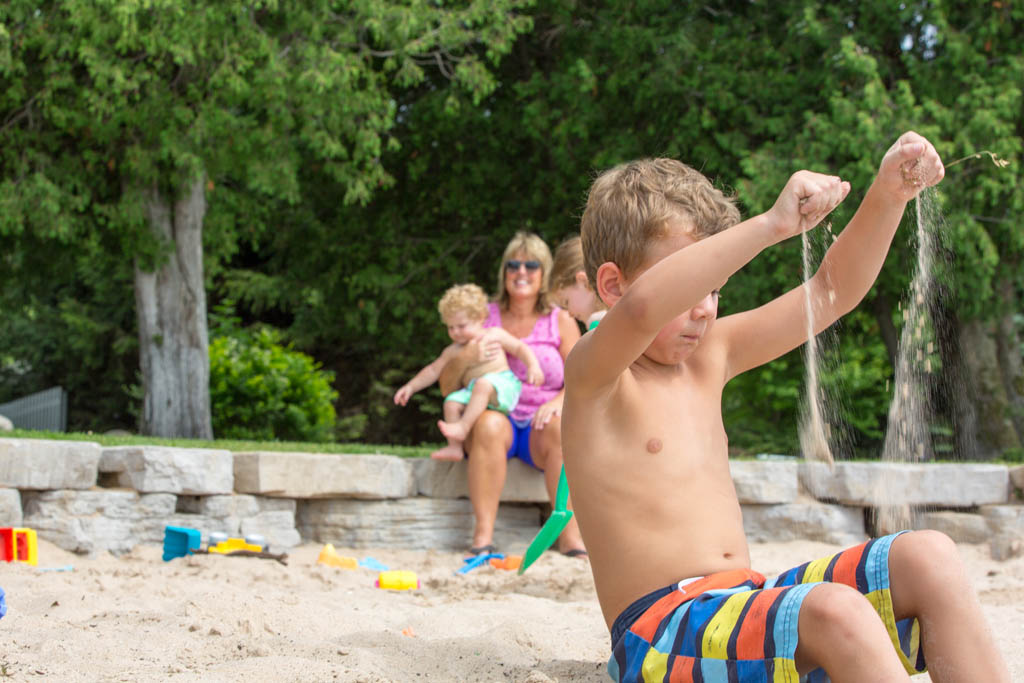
484;302;564;424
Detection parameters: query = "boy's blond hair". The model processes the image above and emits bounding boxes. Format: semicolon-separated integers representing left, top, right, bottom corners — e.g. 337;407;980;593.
579;158;741;289
494;231;554;314
438;283;489;322
550;235;586;292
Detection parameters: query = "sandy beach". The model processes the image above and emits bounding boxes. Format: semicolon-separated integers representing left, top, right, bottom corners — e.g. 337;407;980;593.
1;538;1021;681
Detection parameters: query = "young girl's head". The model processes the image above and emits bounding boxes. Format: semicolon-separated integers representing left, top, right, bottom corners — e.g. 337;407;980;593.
550;236;604;325
437;283;489;344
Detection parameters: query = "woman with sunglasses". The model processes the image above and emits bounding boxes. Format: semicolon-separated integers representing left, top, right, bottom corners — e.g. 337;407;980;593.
442;231;587;557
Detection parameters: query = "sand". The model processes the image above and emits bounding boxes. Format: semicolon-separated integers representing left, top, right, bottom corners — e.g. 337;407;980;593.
1;539;1021;681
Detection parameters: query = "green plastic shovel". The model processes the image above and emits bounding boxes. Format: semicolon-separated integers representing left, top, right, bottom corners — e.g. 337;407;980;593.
518;465;573;574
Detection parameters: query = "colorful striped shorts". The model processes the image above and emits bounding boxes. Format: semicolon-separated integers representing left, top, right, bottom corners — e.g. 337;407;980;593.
608;533;927;682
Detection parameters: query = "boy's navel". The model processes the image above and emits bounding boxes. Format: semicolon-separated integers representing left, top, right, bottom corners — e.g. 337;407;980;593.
646;438;663;454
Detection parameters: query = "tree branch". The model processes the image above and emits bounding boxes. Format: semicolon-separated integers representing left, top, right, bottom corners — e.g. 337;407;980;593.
1;93;40;135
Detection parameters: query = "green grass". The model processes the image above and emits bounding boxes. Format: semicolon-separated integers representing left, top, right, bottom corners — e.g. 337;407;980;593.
4;428;435;458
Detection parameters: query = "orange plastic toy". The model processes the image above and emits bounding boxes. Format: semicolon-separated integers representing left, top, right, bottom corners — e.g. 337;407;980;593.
489;555;522;571
317;543;358;569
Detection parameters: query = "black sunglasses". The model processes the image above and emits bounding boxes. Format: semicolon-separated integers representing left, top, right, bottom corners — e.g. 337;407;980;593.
505;259;541;272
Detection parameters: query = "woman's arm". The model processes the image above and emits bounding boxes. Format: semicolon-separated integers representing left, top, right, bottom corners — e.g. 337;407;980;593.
531;309;581;428
485;328;544;385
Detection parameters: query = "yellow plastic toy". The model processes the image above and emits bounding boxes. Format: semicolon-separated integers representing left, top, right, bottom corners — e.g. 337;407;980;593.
376;570;419;590
316;543;357;569
0;527;38;566
207;537;263;555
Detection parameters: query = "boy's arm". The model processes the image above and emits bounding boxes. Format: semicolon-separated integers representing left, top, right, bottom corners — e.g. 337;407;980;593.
393;344;459;406
567;171;849;397
487;328;545;385
719;132;944;380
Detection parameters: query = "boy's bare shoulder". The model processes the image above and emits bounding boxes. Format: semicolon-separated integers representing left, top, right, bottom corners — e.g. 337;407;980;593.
437;341;467;363
565;333;636;407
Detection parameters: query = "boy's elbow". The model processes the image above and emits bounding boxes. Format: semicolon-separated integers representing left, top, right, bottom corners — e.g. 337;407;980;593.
833;287;867;317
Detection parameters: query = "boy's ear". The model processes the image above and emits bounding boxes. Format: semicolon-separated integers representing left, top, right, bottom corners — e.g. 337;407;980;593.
596;262;627;307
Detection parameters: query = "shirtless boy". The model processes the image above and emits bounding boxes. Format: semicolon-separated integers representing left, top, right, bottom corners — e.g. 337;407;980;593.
562;132;1009;681
395;283;543;460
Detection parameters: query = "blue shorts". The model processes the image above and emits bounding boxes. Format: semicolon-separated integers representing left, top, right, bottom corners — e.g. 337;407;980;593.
505;416;538;468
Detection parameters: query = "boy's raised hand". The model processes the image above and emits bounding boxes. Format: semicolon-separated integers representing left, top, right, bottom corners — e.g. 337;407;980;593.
875;131;945;202
766;171;851;243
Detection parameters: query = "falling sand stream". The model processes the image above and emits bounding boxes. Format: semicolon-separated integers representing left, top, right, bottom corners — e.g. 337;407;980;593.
799;149;1009;534
876;189;940;533
799;189;940;533
798;150;1011;535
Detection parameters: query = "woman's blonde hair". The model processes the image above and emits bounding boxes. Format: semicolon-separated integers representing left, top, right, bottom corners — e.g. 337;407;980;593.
438;283;489;322
494;231;553;314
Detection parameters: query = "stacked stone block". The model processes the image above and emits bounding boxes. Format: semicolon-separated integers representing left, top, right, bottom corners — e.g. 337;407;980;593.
1;437;1022;558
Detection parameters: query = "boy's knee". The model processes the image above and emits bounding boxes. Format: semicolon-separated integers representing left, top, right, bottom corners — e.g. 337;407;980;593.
907;528;957;556
797;584;906;677
891;529;962;587
802;583;879;634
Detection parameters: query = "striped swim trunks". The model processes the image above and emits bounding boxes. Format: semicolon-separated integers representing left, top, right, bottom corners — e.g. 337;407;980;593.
607;533;927;682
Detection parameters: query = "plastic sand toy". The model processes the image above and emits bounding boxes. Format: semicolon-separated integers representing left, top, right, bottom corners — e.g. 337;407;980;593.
518;466;573;574
162;526;202;561
0;527;38;566
208;537;263;554
376;570;420;590
317;543;357;569
490;555;522;571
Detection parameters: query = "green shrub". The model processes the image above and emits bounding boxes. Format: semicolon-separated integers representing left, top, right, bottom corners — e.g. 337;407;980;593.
209;328;338;442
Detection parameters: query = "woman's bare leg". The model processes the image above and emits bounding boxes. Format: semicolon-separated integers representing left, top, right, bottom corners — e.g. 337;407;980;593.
529;416;586;555
888;530;1009;682
464;410;512;550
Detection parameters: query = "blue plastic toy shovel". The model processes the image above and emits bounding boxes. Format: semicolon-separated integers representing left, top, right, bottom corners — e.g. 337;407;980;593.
518;465;572;574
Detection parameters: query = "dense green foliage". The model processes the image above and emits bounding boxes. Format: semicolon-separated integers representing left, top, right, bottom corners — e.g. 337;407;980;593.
3;1;1021;456
0;0;533;434
210;328;338;442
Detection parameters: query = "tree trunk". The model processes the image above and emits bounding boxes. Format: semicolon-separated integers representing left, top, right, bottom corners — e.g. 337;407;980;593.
871;293;899;368
994;278;1024;439
932;301;980;460
958;317;1020;458
134;176;213;439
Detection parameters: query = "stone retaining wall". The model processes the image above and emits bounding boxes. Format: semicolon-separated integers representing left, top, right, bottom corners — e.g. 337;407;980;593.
1;438;1022;557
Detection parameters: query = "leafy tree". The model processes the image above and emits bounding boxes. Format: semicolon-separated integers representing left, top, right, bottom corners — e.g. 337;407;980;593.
0;0;532;437
276;0;1021;457
4;1;1020;458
